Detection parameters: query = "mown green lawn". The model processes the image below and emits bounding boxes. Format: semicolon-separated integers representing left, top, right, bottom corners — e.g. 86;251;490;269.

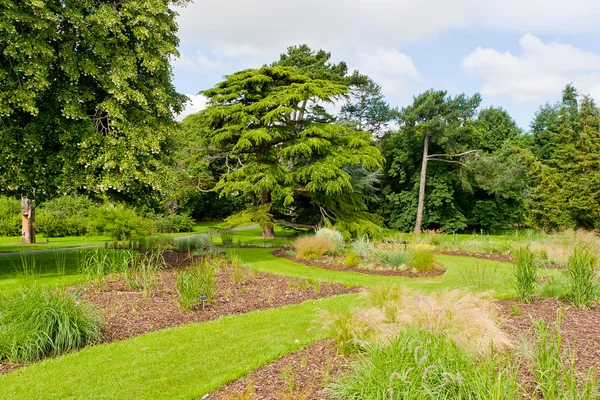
0;294;357;400
0;235;109;253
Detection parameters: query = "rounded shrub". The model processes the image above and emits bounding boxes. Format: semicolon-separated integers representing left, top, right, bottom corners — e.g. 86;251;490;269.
0;289;104;362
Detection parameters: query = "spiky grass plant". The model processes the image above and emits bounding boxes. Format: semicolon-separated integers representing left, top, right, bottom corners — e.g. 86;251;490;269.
329;329;521;400
351;236;377;261
0;289;103;363
408;249;437;272
376;250;411;269
567;247;597;308
124;251;165;297
176;258;219;311
292;236;336;259
176;235;213;253
512;246;538;303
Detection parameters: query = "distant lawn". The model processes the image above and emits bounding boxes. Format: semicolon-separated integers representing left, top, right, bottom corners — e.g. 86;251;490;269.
212;226;301;247
0;249;128;296
0;235;109;254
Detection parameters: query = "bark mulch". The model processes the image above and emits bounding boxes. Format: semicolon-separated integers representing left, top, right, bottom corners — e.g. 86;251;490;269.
498;298;600;373
438;250;566;269
273;250;445;278
83;266;358;343
207;340;349;400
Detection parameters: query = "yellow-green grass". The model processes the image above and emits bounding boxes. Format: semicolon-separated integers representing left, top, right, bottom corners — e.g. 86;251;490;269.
0;294;356;400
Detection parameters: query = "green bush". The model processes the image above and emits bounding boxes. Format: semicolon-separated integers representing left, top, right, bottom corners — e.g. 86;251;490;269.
177;235;213;253
408;249;436;272
0;196;21;236
220;230;234;247
129;235;176;251
152;214;194;233
176;258;219;311
512;246;538;303
37;196;95;237
377;249;411;269
330;329;519;399
567;247;597;307
90;205;153;241
0;289;103;363
344;252;360;268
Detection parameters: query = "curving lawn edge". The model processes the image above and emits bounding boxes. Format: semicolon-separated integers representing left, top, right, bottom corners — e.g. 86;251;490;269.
0;294;359;400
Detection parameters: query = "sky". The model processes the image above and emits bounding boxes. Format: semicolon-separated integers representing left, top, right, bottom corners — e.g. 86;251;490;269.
171;0;600;130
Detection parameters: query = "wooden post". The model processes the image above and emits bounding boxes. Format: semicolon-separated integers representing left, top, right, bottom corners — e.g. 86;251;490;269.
21;197;36;244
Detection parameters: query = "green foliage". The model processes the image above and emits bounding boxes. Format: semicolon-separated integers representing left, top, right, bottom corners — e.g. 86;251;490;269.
90;205;153;241
176;258;219;311
176;236;213;253
408;249;436;272
0;196;21;236
0;289;103;363
198;66;383;237
330;329;520;400
152;214;194;234
377;249;411;269
79;248;135;282
344;252;360;268
567;247;597;307
0;0;188;202
512;246;538;303
220;230;234;247
36;196;95;237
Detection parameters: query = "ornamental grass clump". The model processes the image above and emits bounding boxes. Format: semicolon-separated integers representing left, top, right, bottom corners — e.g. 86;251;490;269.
377;249;411;269
293;236;336;259
330;329;520;400
350;236;377;261
176;258;219;311
315;228;345;254
512;246;538;303
0;289;103;363
176;235;213;253
567;247;597;307
408;249;437;272
125;251;165;297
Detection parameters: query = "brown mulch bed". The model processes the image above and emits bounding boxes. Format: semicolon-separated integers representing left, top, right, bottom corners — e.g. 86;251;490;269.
83;267;358;343
438;250;566;269
273;250;445;278
498;298;600;373
207;340;349;400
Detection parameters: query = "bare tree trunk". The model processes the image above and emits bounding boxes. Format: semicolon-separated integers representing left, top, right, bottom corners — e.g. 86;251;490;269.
21;197;36;244
261;190;275;239
414;135;430;234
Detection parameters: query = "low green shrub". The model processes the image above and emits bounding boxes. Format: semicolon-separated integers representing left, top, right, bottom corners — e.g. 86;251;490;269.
408;249;436;272
90;205;153;241
330;329;520;400
512;246;538;303
377;249;411;269
124;251;165;296
538;276;569;299
128;235;176;251
152;214;194;233
0;196;21;236
220;230;234;247
293;236;336;259
0;289;103;363
315;228;345;254
567;247;597;307
36;196;95;237
344;252;360;268
176;235;213;253
176;258;219;311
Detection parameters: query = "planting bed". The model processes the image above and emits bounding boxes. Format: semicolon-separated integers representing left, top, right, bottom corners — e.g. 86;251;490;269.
273;249;445;278
208;340;347;400
438;250;566;269
499;298;600;373
0;251;356;373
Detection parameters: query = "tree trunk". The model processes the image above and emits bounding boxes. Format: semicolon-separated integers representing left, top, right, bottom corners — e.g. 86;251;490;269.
260;190;275;239
414;135;430;234
21;197;36;244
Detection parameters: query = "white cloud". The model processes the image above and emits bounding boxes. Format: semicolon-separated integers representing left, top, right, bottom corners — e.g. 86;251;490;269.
176;94;208;121
462;34;600;103
173;50;223;73
356;49;422;97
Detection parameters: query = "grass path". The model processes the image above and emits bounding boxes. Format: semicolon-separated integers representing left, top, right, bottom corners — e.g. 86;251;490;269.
0;294;357;399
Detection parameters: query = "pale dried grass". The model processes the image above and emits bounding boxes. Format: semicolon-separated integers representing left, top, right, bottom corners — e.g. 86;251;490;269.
292;236;336;259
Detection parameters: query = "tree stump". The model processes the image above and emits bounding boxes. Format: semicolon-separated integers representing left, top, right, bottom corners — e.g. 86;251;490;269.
21;197;36;244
